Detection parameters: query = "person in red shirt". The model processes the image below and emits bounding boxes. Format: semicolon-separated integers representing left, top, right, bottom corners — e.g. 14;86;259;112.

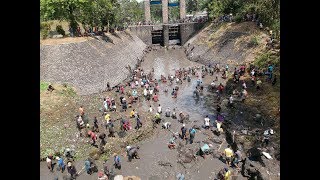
88;131;97;146
153;93;158;102
120;86;124;94
217;83;224;94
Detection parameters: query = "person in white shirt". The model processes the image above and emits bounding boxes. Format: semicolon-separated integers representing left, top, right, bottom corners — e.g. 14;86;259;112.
149;89;153;95
204;115;210;129
251;69;255;76
229;96;234;108
157;104;162;114
242;81;247;89
143;88;148;97
149;105;153;112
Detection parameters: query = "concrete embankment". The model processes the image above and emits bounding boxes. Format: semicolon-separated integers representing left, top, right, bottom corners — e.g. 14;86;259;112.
40;32;147;95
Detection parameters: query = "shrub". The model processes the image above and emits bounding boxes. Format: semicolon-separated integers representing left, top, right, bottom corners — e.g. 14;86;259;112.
56;25;65;36
248;36;259;47
234;14;243;23
40;22;51;39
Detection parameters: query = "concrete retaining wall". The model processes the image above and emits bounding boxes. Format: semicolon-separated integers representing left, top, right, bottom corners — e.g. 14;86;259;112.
128;26;153;45
180;22;206;45
40;32;147;95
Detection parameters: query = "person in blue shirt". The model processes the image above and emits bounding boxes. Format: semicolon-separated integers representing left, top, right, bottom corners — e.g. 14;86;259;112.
135;114;142;129
268;65;273;73
113;153;121;170
189;127;196;144
56;157;65;172
132;89;137;97
84;159;91;174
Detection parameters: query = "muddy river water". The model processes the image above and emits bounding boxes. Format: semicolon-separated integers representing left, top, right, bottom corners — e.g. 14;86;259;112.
40;47;245;180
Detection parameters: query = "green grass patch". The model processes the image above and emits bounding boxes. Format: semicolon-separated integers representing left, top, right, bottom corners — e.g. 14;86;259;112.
254;51;280;68
40;82;49;91
248;36;259;47
59;85;77;97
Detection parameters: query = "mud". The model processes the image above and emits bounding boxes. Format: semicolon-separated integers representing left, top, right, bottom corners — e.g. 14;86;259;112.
40;46;279;180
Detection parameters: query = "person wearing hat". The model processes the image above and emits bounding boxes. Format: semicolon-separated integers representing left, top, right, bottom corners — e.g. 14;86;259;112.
113;153;121;170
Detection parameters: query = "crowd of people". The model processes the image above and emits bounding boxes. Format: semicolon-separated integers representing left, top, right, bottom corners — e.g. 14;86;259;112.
44;43;277;179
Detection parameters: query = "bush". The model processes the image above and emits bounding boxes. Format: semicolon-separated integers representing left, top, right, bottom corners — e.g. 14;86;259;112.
56;25;65;36
40;22;51;39
254;51;279;68
248;36;259;47
234;14;243;23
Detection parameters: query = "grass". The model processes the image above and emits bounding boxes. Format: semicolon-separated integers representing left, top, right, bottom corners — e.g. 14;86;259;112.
40;81;49;91
249;36;259;47
254;51;280;68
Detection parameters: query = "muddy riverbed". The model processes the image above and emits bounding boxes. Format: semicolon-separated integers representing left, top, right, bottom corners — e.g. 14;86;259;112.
40;47;261;180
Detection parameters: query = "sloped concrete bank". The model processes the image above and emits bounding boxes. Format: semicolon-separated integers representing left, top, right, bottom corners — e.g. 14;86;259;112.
40;32;147;95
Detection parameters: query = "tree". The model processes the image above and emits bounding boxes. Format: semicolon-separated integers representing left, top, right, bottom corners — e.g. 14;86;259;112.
40;0;89;32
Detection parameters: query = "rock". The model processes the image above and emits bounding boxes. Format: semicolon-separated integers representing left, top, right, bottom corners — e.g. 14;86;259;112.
255;114;262;120
52;34;63;38
241;130;248;135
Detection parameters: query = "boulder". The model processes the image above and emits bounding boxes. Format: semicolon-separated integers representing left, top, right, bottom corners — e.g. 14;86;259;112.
52;34;63;38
